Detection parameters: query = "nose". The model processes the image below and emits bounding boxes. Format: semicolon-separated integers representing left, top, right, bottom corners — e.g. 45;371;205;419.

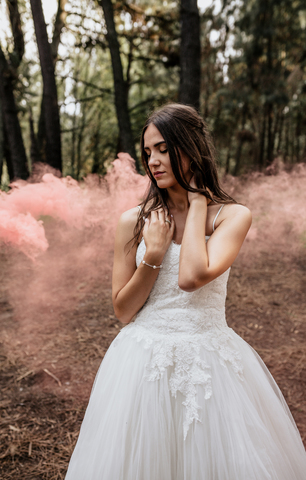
148;150;161;168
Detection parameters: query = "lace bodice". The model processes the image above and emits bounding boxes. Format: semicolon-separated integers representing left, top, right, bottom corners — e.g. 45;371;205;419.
116;237;244;439
133;238;230;334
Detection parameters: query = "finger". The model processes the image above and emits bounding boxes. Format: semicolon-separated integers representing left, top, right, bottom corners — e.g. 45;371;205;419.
150;210;158;222
157;207;165;223
169;216;175;233
143;218;149;233
164;215;171;227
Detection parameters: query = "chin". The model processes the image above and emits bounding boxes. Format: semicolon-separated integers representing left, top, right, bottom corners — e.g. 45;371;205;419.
155;179;177;189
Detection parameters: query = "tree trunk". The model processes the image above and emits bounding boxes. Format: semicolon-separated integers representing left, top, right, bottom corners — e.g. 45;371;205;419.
30;0;62;172
91;112;103;174
51;0;68;63
276;112;284;153
29;107;40;165
6;0;24;66
37;99;46;162
295;110;301;163
233;138;244;176
0;100;3;180
35;0;68;164
225;136;232;174
266;102;274;166
284;115;289;162
233;103;248;176
290;115;294;163
272;109;280;155
258;106;267;169
0;46;29;180
70;121;76;177
179;0;201;110
98;0;138;169
3;127;14;180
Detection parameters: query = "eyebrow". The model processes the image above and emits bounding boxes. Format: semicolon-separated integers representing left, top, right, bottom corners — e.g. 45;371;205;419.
144;141;166;150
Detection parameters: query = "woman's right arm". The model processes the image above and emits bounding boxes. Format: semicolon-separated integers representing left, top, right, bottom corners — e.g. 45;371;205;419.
112;207;174;324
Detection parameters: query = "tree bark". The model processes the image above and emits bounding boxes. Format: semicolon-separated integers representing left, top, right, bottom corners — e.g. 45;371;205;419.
91;111;103;174
225;136;232;174
0;46;29;180
179;0;201;110
6;0;24;66
29;107;40;165
233;103;248;176
98;0;138;169
3;127;14;180
295;110;301;163
284;115;289;162
266;102;274;166
30;0;62;172
51;0;67;63
36;0;67;165
276;112;284;153
258;106;267;169
0;102;3;181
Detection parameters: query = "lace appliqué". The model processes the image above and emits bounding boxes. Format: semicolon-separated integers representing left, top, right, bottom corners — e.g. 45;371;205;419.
113;238;244;439
117;324;244;439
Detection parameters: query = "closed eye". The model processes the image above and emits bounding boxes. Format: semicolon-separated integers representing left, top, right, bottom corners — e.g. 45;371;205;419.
143;148;167;157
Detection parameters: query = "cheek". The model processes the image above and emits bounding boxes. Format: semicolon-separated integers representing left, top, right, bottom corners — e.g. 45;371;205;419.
181;154;191;175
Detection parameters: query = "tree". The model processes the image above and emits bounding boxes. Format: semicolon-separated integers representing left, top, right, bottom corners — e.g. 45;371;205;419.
97;0;138;168
0;0;29;180
30;0;62;172
36;0;67;164
179;0;201;109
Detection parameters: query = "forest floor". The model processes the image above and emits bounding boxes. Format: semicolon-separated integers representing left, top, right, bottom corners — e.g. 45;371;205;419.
0;249;306;479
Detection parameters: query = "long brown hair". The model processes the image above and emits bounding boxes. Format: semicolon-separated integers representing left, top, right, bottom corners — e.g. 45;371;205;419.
133;103;236;245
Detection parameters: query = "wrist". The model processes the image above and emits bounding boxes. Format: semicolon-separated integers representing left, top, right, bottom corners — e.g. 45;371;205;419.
143;250;164;266
189;195;208;208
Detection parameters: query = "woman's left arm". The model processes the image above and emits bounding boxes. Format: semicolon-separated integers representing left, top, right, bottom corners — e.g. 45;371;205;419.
178;196;252;292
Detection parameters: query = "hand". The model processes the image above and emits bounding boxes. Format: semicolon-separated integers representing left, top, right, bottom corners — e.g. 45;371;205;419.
187;177;213;205
143;208;175;262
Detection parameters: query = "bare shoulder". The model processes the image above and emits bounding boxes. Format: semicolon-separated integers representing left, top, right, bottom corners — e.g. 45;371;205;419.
116;206;140;245
118;206;140;228
216;203;252;233
225;203;251;222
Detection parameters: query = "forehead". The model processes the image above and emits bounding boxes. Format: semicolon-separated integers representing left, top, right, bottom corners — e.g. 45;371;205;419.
143;123;165;147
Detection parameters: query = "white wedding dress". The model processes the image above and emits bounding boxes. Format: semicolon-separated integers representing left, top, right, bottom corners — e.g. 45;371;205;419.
65;211;306;479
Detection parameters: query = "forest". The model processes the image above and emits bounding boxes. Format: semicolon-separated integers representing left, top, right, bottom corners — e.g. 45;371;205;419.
1;1;306;479
1;0;306;186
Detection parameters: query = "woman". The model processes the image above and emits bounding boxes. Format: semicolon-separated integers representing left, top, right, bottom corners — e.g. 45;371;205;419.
65;104;306;479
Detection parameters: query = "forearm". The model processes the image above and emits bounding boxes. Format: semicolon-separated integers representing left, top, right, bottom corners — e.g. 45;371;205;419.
179;197;210;291
113;250;164;324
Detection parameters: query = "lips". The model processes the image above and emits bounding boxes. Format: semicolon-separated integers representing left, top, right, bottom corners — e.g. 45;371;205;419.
154;171;165;178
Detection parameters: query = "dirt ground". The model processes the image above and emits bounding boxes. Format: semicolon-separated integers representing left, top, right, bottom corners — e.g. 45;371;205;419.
0;248;306;479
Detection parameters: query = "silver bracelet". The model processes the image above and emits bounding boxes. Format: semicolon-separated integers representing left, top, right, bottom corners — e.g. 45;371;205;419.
141;259;163;270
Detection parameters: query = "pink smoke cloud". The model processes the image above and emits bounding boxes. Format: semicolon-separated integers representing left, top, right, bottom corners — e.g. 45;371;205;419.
0;153;148;258
1;154;306;400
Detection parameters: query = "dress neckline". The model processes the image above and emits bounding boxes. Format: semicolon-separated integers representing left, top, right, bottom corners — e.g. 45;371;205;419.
137;237;211;248
171;235;210;247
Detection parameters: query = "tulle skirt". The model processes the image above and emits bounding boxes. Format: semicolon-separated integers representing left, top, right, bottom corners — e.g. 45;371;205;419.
65;325;306;480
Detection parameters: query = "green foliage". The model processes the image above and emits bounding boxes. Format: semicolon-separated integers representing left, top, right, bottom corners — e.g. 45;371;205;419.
1;0;306;182
205;0;306;173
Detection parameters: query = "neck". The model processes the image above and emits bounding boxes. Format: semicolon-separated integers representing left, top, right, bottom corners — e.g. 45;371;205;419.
166;184;189;212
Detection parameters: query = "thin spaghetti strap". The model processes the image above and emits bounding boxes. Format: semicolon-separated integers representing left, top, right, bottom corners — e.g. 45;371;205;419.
212;204;224;232
137;205;142;214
